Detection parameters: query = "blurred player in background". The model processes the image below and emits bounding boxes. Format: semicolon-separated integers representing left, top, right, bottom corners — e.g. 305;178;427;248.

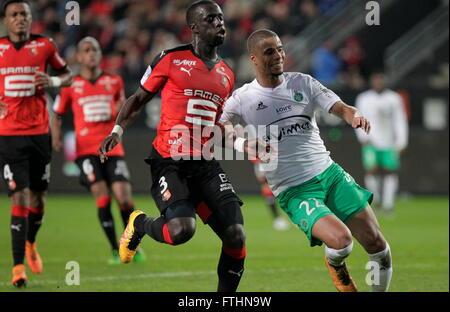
355;71;408;216
0;0;72;287
52;37;145;264
252;159;290;231
220;29;393;292
99;0;246;292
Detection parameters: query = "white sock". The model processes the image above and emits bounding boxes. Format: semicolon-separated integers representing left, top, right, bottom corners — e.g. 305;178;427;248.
382;174;398;211
368;243;393;292
325;241;353;267
365;174;380;205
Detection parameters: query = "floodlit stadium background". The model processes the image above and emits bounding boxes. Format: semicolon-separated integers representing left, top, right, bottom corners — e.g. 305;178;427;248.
0;0;447;196
0;0;448;293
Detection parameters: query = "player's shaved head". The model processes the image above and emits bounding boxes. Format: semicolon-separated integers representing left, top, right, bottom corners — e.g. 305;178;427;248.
77;36;101;52
247;29;278;54
186;0;218;26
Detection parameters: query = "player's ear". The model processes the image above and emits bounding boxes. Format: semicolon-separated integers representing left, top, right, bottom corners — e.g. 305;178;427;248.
249;53;257;66
190;22;199;35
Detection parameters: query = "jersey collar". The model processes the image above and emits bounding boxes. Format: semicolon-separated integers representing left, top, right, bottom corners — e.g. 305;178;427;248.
189;44;221;71
252;73;287;91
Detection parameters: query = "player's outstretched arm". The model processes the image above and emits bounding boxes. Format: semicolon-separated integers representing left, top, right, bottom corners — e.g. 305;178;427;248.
98;87;156;162
330;101;371;134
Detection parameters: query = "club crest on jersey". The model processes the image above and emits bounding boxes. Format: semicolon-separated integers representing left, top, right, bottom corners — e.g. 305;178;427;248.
293;91;303;102
221;76;228;87
216;66;230;80
25;40;44;56
99;76;113;91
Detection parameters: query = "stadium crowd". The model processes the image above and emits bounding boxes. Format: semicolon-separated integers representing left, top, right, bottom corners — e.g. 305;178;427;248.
0;0;365;95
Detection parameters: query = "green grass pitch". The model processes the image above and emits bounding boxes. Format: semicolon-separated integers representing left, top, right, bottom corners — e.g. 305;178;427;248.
0;194;448;292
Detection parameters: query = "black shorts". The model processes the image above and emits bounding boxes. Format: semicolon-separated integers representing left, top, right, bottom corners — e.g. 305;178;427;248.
75;155;130;190
146;148;243;225
0;133;52;196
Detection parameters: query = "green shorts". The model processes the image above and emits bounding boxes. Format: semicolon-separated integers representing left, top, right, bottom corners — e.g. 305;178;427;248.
362;145;400;171
277;162;373;247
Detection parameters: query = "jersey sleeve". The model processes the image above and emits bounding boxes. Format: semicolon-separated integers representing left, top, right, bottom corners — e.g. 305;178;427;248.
392;93;409;150
140;51;170;93
52;87;72;115
219;90;242;125
47;38;67;70
307;75;341;112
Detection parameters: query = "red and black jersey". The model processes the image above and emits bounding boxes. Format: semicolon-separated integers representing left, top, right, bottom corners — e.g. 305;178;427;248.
0;34;67;135
53;73;125;158
140;44;235;158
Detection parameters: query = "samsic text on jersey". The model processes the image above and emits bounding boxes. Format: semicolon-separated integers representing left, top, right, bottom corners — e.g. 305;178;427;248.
0;34;67;135
140;44;235;158
53;73;125;158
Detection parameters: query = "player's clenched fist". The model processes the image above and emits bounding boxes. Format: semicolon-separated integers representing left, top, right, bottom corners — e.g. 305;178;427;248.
98;133;120;163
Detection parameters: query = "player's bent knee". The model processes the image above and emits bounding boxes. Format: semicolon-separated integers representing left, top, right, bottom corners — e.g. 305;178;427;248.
222;224;246;249
167;217;196;245
326;229;353;250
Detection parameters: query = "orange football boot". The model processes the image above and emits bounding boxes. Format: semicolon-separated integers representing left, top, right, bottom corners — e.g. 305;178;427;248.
26;241;43;274
324;256;357;292
12;264;27;288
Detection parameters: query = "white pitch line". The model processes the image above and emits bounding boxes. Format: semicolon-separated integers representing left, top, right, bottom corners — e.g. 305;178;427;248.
0;267;300;287
0;263;444;287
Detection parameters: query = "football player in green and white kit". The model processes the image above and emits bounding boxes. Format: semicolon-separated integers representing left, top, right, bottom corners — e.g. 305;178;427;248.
355;72;408;216
220;30;392;292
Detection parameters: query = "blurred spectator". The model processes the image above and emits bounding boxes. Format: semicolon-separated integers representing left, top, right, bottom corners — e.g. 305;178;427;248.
266;1;291;36
0;0;326;91
290;0;320;34
121;46;146;95
312;41;343;86
317;0;344;15
339;36;365;73
338;36;366;90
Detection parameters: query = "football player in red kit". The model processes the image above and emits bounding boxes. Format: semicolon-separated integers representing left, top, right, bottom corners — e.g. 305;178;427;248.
99;0;246;291
52;37;145;265
0;0;72;287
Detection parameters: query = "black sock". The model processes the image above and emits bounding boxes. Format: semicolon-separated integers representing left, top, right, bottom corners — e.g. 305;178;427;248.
97;201;118;250
217;247;245;292
27;209;44;243
119;202;134;228
135;215;170;244
11;215;28;266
